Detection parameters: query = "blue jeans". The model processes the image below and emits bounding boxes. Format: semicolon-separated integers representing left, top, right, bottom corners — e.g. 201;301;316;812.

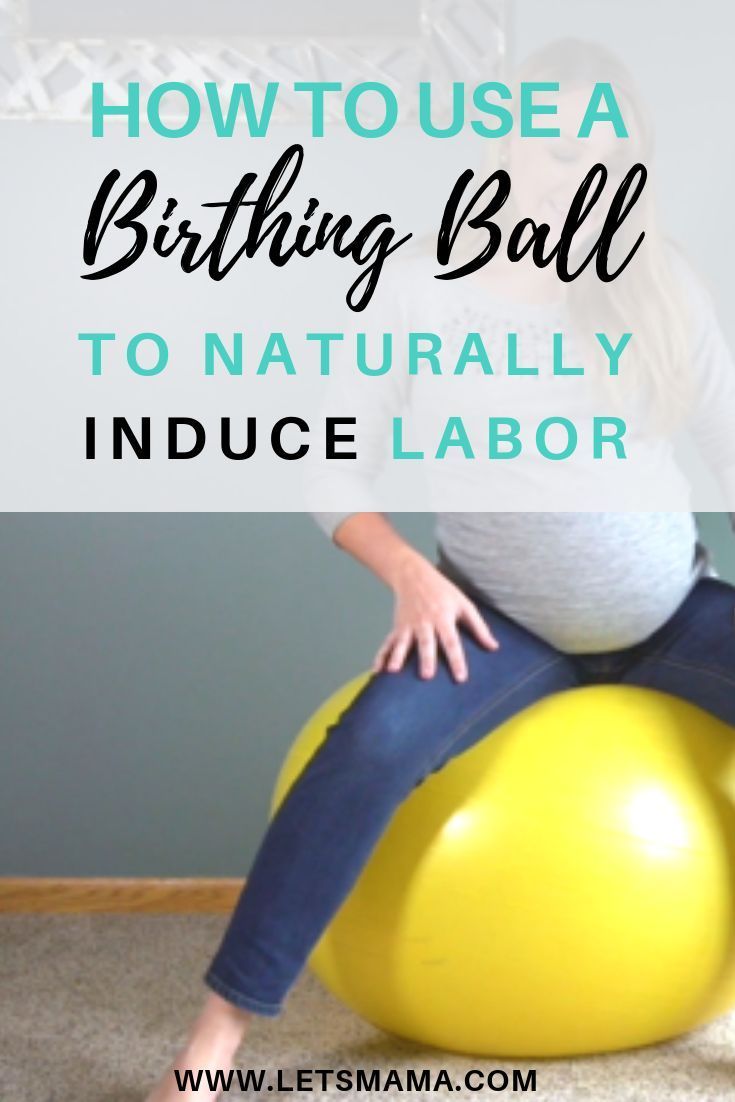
204;575;735;1017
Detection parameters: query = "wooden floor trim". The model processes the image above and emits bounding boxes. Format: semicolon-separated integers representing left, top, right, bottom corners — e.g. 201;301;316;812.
0;878;245;914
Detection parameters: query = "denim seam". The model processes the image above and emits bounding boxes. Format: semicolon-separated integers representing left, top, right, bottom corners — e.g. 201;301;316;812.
204;966;283;1016
423;655;573;776
630;654;735;693
612;619;699;681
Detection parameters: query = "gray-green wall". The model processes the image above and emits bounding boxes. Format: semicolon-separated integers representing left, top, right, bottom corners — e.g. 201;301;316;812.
1;513;733;876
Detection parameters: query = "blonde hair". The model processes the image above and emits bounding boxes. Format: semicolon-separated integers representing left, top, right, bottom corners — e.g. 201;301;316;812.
509;39;692;426
427;39;693;426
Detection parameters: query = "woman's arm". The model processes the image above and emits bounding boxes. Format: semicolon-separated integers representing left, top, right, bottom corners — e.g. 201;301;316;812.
332;512;499;684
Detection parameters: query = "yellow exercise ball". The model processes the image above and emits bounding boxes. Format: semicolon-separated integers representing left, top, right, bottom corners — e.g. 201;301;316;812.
270;679;735;1058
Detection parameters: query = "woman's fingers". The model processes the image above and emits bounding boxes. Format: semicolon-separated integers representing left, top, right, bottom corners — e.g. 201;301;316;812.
377;601;498;682
460;601;500;651
437;620;469;683
385;629;413;672
373;632;396;672
416;624;438;680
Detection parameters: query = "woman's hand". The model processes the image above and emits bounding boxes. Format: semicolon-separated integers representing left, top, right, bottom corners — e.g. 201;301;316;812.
374;553;499;683
329;513;500;683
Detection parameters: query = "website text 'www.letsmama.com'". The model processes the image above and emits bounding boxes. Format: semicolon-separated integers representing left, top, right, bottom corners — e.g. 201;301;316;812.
174;1066;537;1093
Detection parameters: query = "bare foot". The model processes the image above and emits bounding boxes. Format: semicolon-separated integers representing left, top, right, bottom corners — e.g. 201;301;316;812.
145;992;252;1101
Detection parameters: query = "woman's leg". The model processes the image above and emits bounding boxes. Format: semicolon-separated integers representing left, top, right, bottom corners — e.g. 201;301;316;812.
146;605;579;1099
204;604;580;1017
622;576;735;724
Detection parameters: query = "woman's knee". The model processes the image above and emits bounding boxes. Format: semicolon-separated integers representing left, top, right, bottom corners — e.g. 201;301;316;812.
327;675;450;778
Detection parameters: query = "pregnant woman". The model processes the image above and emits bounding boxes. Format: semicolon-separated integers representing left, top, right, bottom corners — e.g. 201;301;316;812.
146;511;735;1102
145;41;735;1101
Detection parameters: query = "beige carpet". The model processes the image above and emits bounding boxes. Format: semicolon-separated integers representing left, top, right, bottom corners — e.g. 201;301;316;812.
2;915;735;1101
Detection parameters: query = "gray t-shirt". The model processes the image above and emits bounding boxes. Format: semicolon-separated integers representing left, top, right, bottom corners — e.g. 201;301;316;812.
311;256;735;653
433;511;712;652
312;509;716;654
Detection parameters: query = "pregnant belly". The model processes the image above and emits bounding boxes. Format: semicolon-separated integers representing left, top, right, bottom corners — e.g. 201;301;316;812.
437;512;702;654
